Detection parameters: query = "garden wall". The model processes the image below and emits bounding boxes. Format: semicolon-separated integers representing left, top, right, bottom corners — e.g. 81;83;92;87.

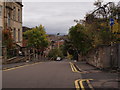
86;44;120;69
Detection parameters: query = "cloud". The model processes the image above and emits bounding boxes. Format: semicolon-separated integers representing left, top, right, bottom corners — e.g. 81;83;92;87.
22;0;120;2
23;2;94;34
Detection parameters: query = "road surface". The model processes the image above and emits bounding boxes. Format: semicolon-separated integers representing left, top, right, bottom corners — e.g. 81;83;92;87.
3;61;81;88
2;60;119;89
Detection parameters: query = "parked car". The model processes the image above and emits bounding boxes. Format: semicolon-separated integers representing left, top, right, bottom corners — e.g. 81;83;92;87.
56;57;62;61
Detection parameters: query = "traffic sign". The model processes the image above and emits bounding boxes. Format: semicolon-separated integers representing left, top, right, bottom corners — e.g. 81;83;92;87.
110;18;114;26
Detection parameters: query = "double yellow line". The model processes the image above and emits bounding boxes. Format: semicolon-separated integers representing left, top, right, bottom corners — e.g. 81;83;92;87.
3;62;41;71
75;79;94;90
69;62;88;74
69;62;79;73
69;62;94;90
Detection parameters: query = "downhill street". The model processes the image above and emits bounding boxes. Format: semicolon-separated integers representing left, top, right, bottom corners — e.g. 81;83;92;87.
2;60;119;89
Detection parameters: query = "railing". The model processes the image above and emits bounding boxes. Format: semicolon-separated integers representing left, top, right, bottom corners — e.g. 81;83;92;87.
3;53;34;64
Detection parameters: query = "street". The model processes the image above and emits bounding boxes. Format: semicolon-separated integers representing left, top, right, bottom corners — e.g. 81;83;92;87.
1;1;120;90
3;61;81;88
2;60;119;89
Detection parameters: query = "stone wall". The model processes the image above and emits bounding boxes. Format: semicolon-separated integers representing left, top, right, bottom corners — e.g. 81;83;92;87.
86;44;120;69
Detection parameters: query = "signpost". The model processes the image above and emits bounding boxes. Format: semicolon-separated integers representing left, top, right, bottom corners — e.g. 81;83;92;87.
110;18;114;33
110;18;114;26
110;18;114;68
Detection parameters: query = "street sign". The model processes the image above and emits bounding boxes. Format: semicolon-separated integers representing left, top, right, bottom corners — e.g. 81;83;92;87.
110;18;114;26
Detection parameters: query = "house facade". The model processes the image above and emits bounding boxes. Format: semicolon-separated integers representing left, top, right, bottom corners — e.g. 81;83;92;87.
3;2;23;47
0;1;3;31
0;1;4;61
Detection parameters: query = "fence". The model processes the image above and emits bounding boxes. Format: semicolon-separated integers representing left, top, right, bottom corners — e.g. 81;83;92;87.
2;53;34;64
2;46;35;64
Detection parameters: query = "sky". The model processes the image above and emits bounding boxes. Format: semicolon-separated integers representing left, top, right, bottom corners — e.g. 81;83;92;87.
22;0;120;34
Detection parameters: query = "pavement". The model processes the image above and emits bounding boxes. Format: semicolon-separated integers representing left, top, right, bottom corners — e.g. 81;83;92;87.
74;61;120;89
2;59;50;70
2;61;33;70
2;60;120;89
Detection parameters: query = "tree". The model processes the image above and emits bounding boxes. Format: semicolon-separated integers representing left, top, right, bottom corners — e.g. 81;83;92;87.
24;25;49;60
68;24;92;57
94;0;103;8
2;29;14;49
24;25;49;50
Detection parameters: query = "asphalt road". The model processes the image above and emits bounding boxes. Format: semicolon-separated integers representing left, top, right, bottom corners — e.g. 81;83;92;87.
3;61;81;88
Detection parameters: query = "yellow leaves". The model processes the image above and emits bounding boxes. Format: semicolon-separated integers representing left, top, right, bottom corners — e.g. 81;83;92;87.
23;25;49;48
112;20;119;33
100;23;105;27
67;52;73;60
2;29;14;49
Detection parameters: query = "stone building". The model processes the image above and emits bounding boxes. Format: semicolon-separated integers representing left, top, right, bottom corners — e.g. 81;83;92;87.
3;1;23;47
0;1;4;30
0;1;3;62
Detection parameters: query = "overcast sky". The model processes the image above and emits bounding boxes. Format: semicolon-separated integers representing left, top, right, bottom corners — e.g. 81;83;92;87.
22;1;119;34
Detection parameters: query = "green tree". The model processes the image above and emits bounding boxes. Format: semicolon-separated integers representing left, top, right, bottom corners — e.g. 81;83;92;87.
68;24;92;56
24;25;49;50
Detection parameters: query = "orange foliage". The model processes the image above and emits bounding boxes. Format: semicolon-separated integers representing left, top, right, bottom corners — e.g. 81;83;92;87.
2;29;14;49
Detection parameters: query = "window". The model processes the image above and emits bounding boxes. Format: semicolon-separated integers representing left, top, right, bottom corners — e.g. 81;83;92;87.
18;9;20;22
0;27;2;43
0;5;2;16
7;11;10;26
13;7;16;20
0;27;2;30
18;29;20;42
13;28;16;41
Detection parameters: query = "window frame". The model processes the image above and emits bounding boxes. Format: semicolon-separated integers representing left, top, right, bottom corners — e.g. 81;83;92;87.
13;7;16;20
18;9;20;22
13;28;16;41
0;5;2;17
18;29;20;42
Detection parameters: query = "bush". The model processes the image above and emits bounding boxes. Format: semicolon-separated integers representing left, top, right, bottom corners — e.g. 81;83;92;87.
47;48;64;60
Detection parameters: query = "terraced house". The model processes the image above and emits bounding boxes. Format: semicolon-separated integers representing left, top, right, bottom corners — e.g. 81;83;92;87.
0;1;4;60
3;1;23;47
0;1;3;31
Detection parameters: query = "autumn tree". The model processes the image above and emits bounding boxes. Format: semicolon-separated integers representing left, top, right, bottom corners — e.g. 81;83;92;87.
24;25;49;59
2;29;14;49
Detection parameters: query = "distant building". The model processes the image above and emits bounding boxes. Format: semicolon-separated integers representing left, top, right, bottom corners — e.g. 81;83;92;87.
22;26;32;47
22;26;32;32
46;34;67;50
3;1;23;47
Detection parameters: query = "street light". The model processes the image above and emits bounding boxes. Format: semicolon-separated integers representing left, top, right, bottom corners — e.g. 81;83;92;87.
57;33;60;49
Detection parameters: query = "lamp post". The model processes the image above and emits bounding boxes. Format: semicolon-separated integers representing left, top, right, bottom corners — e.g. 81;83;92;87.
57;33;60;49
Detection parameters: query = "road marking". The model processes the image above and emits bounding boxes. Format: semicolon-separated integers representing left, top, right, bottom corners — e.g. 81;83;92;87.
79;80;85;90
71;63;78;72
75;80;80;89
3;62;42;71
70;62;75;72
69;62;79;72
86;80;94;90
69;62;86;73
75;79;94;90
69;62;90;74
